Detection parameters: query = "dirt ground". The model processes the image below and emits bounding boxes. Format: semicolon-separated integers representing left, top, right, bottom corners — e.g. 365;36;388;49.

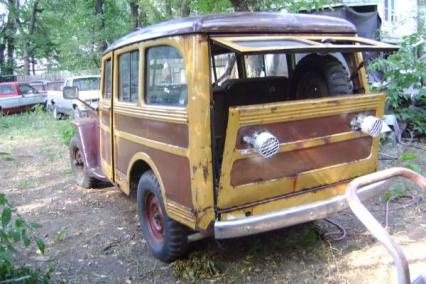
0;111;425;283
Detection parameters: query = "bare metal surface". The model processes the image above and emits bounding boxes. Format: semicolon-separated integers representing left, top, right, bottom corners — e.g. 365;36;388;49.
214;180;389;239
345;167;426;284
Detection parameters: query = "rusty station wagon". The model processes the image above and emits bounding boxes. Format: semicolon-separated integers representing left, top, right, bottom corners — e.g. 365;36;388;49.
65;12;426;276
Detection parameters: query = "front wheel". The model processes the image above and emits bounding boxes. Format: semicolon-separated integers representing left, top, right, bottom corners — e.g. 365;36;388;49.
137;170;188;262
69;136;97;188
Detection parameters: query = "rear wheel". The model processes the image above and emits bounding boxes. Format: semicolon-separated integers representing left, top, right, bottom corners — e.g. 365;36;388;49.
69;136;97;188
137;170;188;262
291;54;352;99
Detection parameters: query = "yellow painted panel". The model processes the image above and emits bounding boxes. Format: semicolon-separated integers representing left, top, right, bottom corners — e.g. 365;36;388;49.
218;93;385;209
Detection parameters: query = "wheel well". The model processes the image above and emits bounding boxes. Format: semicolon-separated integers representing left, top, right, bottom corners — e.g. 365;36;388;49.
129;160;151;193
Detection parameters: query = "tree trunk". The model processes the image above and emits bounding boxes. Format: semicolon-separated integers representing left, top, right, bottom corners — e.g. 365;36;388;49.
23;42;30;75
0;39;6;77
165;0;173;17
229;0;250;11
130;0;139;29
5;0;17;76
95;0;107;52
180;0;191;17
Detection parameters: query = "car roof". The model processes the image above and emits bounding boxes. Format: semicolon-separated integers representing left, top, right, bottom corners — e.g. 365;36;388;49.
105;12;356;53
0;81;25;86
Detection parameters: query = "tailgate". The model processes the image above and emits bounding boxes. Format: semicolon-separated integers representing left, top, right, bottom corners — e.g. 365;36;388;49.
217;93;385;209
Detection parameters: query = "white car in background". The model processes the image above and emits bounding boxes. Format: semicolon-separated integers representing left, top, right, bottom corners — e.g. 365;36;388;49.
47;75;100;119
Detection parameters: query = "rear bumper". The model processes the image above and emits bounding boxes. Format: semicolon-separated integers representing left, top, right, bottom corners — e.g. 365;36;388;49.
214;180;389;239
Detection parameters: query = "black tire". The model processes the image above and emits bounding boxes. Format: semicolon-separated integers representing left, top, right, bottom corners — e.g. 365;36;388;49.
69;136;97;188
137;170;188;262
291;54;352;99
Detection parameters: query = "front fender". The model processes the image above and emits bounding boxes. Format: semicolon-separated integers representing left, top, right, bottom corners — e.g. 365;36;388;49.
72;117;100;171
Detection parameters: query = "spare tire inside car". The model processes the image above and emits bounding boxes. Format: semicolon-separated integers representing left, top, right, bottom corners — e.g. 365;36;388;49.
291;54;352;99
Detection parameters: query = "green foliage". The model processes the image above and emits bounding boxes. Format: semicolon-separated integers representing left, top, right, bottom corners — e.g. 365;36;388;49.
0;193;49;282
368;34;426;135
399;151;424;174
383;186;409;201
253;0;334;12
0;152;15;162
1;0;338;73
58;120;76;145
400;152;417;161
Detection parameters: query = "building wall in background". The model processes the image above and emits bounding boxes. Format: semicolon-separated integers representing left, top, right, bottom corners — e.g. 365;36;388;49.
339;0;418;42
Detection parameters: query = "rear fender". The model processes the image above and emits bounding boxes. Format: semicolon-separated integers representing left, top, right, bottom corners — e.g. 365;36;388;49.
72;118;100;173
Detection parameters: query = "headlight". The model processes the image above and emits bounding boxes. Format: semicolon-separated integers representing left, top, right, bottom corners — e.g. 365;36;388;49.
350;114;391;137
242;131;280;159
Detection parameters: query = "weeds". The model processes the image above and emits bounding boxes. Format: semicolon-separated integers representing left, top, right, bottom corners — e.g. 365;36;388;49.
0;152;14;162
0;193;49;282
58;120;76;145
400;152;424;174
16;180;33;190
53;227;66;243
170;224;325;282
0;107;75;146
170;251;222;281
383;152;423;200
369;34;426;136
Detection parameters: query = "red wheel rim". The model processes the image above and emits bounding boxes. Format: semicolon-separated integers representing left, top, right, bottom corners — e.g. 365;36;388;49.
144;193;165;243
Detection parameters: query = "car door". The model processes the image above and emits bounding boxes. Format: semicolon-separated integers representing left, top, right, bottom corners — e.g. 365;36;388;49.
18;84;38;107
99;53;114;181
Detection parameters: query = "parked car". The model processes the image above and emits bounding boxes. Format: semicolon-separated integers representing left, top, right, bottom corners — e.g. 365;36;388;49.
45;81;64;92
47;76;100;119
65;13;425;276
29;80;50;93
0;81;47;115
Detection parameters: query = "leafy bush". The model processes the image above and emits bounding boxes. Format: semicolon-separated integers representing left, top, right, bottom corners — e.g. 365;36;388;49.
0;193;50;283
368;34;426;135
58;120;76;145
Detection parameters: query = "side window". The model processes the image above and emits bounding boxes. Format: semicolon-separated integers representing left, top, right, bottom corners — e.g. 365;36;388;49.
212;53;239;85
0;85;15;95
118;50;139;103
245;54;289;78
145;46;187;107
103;59;112;99
19;84;35;95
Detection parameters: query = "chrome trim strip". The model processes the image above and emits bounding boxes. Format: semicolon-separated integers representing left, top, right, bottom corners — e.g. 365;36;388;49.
214;180;389;239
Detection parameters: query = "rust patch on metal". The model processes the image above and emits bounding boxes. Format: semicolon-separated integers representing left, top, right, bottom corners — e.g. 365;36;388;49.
218;178;352;213
116;138;193;208
202;165;209;182
230;137;372;186
115;114;189;148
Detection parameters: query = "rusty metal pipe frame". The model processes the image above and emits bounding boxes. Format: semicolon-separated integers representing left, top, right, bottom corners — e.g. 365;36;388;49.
345;167;426;284
214;179;390;239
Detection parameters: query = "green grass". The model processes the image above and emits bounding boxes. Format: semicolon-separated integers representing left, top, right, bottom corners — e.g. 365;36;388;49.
16;180;33;190
0;107;75;146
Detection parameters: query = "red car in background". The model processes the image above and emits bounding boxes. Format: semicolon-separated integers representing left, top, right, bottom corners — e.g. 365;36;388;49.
0;81;47;115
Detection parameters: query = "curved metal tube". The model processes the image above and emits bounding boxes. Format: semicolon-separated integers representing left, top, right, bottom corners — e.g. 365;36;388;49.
345;167;426;284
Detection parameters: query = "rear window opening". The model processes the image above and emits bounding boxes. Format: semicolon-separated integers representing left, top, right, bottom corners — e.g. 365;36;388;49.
210;41;368;164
